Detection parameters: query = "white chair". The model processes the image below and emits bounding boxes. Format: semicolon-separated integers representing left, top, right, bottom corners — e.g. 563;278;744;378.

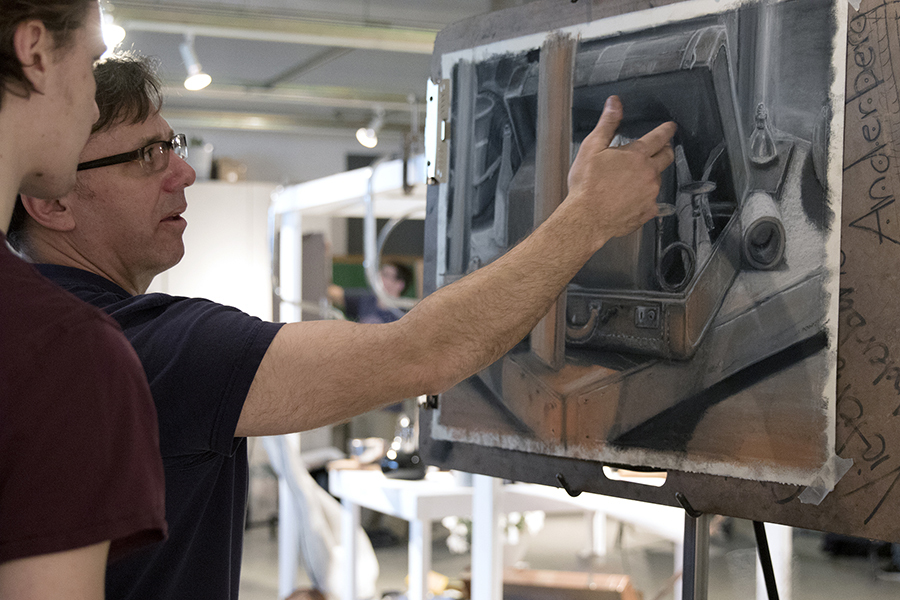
263;434;379;599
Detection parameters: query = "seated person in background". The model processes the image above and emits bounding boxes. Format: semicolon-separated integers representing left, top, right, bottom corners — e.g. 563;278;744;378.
0;4;165;599
8;51;674;599
328;261;413;324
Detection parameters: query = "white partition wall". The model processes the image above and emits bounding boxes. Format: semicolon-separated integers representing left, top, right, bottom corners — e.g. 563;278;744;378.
148;181;277;321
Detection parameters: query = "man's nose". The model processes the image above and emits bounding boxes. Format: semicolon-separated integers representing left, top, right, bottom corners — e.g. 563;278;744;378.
164;153;196;191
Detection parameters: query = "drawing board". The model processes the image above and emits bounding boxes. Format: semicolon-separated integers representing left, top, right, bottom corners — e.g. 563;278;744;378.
425;0;845;487
420;0;900;543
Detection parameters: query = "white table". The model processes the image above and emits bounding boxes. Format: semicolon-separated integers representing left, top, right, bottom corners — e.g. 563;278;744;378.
328;469;684;600
329;469;474;600
327;469;791;600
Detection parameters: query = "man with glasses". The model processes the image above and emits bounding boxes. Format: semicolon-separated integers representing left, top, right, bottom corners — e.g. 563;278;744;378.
0;5;165;600
10;51;675;599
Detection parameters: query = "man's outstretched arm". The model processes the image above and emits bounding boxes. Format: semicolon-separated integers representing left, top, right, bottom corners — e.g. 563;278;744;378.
236;96;676;436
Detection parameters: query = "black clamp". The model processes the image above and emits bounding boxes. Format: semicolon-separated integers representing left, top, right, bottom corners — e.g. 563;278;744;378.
675;491;703;518
424;395;439;409
556;472;582;497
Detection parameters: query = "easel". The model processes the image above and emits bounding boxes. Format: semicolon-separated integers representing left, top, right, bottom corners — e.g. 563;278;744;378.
422;2;900;599
678;493;712;600
679;493;780;600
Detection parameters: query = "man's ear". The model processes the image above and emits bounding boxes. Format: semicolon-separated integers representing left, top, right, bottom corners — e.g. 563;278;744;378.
13;20;54;95
18;194;76;232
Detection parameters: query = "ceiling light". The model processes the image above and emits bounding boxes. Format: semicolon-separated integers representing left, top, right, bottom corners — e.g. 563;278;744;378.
356;107;384;149
179;33;211;91
100;12;125;57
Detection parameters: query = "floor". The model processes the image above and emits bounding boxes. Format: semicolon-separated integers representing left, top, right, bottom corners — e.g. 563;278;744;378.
238;510;900;600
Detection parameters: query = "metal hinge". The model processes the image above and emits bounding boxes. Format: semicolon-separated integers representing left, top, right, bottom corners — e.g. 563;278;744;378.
425;78;451;185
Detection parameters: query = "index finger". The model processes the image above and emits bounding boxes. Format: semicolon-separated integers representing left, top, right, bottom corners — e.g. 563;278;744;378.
630;121;677;156
588;95;624;150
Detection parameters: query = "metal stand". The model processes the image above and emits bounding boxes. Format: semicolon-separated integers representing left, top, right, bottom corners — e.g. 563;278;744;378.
678;493;710;600
675;492;781;600
753;521;780;600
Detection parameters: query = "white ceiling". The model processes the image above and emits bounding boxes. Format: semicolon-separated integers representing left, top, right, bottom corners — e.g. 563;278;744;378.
106;0;535;139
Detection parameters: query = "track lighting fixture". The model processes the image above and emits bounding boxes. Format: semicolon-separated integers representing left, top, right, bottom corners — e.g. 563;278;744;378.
356;107;385;149
180;33;212;91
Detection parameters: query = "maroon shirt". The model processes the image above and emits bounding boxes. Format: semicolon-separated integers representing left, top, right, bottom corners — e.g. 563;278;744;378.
0;235;166;563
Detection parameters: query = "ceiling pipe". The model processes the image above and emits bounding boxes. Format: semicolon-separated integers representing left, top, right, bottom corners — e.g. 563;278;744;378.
262;48;353;88
161;108;414;135
160;84;419;113
112;2;437;54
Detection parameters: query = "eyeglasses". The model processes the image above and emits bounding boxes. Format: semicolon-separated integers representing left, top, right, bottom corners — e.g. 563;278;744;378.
77;134;188;173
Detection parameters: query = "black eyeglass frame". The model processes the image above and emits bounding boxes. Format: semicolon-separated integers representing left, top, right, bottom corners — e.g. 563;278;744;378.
76;133;188;172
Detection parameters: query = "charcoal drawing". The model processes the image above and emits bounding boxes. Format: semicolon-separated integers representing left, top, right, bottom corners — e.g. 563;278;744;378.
426;0;846;486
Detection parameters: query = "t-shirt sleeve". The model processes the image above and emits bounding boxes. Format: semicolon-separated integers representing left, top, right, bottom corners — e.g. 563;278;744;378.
0;318;167;564
343;290;363;321
130;299;283;457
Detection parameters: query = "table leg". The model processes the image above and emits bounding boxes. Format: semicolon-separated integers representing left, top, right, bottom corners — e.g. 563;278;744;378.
471;475;503;600
585;511;606;558
278;477;300;599
341;498;361;600
674;538;684;600
408;519;431;600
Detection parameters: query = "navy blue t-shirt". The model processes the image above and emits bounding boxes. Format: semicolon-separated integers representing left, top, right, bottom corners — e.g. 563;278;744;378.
38;265;284;600
344;291;403;324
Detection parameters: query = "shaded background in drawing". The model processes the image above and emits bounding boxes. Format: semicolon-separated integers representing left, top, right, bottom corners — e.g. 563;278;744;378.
424;0;842;487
